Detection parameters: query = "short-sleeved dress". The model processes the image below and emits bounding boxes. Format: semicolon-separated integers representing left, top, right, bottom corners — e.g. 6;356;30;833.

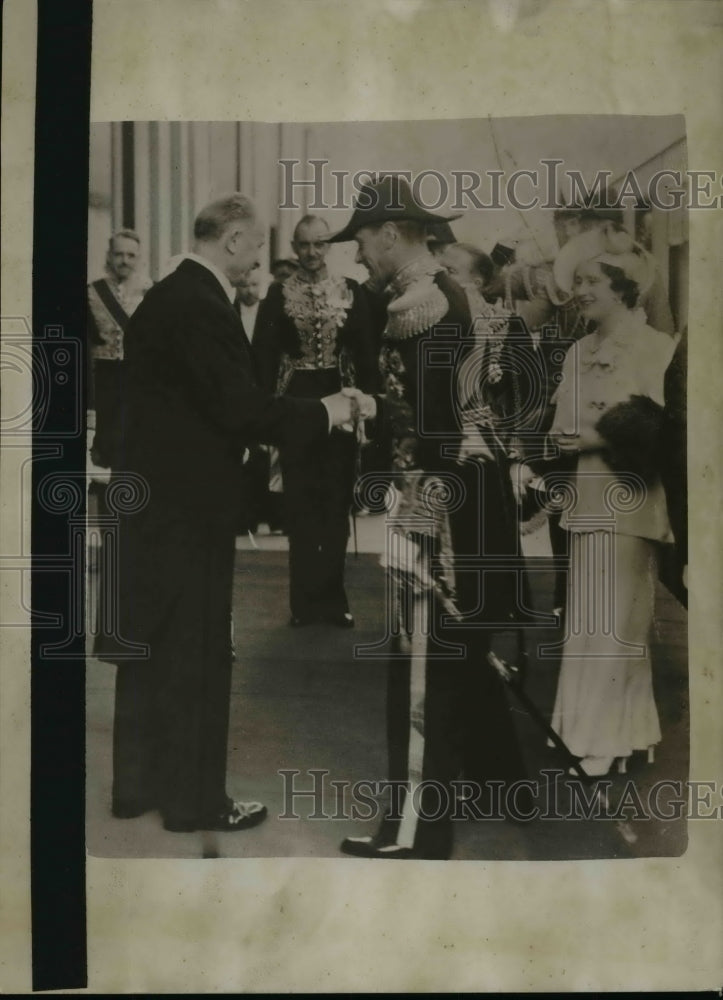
548;315;676;760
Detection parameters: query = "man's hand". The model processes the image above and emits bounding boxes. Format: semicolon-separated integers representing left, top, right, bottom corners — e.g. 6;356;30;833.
341;386;377;421
510;461;537;503
457;424;493;464
321;391;355;429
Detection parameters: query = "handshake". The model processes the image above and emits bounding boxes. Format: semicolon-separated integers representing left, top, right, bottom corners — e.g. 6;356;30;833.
321;387;377;431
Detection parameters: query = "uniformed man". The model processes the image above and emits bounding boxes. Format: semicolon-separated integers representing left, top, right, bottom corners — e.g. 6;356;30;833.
254;215;378;627
326;177;529;860
87;229;152;469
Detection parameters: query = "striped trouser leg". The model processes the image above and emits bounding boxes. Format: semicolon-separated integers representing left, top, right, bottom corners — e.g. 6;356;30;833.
383;583;457;860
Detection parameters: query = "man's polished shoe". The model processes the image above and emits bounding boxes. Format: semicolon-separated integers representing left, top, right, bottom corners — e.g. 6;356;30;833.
163;800;268;833
340;835;413;859
202;800;268;832
325;612;355;629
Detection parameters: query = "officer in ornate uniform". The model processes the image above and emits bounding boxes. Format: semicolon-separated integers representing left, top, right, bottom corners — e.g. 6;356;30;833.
254;215;378;626
87;228;153;470
325;177;529;860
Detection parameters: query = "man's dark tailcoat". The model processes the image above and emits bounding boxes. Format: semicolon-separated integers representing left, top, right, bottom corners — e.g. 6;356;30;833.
98;258;327;828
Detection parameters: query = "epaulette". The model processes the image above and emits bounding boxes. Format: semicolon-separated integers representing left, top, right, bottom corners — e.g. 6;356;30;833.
384;275;448;340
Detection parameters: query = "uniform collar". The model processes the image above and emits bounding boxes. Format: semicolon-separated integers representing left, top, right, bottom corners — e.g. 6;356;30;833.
294;266;329;285
387;253;442;297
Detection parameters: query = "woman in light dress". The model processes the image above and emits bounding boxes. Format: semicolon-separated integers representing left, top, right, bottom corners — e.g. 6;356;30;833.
547;227;676;776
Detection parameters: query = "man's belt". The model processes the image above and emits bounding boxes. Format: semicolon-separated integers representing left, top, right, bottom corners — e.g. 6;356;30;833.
289;364;339;372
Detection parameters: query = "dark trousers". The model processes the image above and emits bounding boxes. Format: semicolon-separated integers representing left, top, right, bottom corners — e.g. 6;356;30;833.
281;428;356;620
238;445;274;533
91;358;124;469
548;510;570;612
111;534;235;826
543;455;577;613
373;460;528;859
376;624;528;860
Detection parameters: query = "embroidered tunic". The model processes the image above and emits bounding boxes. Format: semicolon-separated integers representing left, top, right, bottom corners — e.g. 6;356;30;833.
373;255;523;624
252;268;377;622
87;274;151;360
254;271;377;399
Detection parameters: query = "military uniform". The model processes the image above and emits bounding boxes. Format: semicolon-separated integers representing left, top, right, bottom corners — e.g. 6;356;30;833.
254;271;377;621
87;273;151;468
358;257;528;859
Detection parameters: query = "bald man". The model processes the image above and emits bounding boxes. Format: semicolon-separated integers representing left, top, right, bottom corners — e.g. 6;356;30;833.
99;194;363;834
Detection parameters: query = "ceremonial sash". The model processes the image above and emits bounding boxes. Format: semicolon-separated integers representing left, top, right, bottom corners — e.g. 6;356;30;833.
91;278;131;330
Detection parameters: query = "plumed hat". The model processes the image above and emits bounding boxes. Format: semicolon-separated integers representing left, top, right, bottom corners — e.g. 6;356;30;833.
553;222;656;296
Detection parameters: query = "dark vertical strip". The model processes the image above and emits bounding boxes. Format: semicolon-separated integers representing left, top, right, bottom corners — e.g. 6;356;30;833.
149;121;159;279
110;122;119;229
188;122;196;220
32;0;91;990
250;124;255;196
302;126;309;214
170;122;182;255
121;120;135;228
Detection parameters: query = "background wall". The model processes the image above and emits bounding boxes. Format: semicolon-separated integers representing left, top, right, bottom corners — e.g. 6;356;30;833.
87;117;687;330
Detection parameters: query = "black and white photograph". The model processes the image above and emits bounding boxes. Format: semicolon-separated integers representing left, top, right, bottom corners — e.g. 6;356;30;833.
2;0;722;993
85;117;690;862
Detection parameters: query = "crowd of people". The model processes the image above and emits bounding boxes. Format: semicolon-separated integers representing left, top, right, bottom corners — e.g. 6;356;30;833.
88;174;687;856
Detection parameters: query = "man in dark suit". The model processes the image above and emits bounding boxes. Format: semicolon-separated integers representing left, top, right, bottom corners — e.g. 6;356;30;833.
233;270;275;534
234;269;264;347
99;193;362;833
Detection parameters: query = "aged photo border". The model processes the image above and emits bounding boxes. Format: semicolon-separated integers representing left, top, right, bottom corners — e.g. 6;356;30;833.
2;0;722;993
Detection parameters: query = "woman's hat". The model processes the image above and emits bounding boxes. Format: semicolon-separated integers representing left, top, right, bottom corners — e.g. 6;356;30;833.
325;175;462;243
553;222;656;296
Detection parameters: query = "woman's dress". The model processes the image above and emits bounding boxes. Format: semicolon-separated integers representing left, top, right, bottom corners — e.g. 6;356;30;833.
549;314;676;759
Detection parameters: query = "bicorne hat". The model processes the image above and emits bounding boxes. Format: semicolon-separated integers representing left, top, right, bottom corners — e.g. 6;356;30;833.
426;221;458;247
325;175;462;243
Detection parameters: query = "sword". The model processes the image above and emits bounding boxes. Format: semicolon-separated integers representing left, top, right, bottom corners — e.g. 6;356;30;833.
350;414;368;560
487;650;638;845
